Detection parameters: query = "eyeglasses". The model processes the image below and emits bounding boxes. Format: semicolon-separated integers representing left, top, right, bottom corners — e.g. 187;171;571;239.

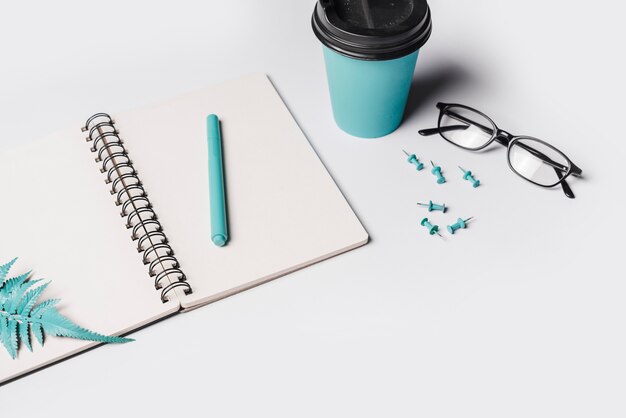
419;102;583;199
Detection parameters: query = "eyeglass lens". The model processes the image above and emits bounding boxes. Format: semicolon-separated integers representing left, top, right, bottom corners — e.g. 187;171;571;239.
439;106;496;150
508;138;571;187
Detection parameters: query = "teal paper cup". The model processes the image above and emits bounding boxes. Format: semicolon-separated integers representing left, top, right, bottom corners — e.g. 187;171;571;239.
322;46;419;138
312;0;433;139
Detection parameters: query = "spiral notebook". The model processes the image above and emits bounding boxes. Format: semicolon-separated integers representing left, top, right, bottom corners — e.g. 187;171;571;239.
0;74;368;384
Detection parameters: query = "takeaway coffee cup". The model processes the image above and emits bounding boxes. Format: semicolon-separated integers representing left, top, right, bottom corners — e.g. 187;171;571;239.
312;0;432;138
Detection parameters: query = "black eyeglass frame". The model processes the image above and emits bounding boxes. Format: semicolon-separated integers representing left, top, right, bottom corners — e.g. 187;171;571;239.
419;102;583;199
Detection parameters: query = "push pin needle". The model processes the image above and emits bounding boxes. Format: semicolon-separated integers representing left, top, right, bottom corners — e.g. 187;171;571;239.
416;201;447;213
403;149;424;171
421;217;442;237
459;166;481;188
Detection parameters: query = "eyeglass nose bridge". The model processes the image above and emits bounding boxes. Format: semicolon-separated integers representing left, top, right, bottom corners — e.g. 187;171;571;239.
494;129;514;146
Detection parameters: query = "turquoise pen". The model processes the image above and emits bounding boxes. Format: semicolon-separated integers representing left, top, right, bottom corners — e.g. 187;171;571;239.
206;114;228;247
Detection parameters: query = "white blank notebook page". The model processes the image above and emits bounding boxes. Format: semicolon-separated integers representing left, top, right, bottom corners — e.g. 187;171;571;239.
0;130;179;383
114;74;368;309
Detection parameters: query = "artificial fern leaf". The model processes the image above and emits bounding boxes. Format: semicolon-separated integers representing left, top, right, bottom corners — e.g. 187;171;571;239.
0;271;32;309
30;298;60;317
0;258;17;282
31;322;44;346
3;271;31;294
0;258;133;359
18;321;32;351
36;308;130;344
6;274;35;314
6;318;18;359
17;281;49;316
0;318;13;357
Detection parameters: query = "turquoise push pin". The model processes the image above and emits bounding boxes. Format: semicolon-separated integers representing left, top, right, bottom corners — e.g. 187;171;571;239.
416;200;447;213
402;150;424;171
420;217;442;237
447;217;474;234
430;161;446;184
459;166;480;188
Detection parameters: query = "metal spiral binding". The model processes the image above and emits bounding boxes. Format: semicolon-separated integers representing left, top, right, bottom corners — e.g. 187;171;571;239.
82;113;192;303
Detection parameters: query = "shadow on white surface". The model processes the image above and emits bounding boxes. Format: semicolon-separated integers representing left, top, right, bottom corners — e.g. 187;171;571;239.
404;61;473;122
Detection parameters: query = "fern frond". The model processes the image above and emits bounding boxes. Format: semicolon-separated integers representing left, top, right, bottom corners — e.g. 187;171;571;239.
30;298;60;317
0;271;31;308
18;321;32;351
0;258;17;283
0;258;133;359
32;322;44;346
17;281;49;316
0;317;18;358
35;309;130;344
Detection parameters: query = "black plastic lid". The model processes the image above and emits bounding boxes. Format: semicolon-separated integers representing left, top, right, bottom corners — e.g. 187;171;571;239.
312;0;432;61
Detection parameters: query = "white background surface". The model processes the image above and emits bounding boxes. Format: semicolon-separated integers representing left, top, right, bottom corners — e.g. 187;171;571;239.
1;1;625;416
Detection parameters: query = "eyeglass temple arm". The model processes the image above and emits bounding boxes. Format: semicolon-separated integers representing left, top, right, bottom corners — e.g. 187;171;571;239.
570;162;583;177
556;170;575;199
418;125;468;136
420;107;497;137
419;111;498;138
